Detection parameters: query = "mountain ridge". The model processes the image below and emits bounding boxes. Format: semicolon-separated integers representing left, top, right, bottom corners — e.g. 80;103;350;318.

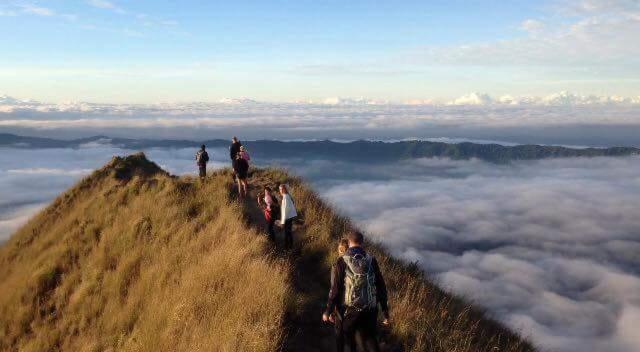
1;133;638;163
0;153;535;351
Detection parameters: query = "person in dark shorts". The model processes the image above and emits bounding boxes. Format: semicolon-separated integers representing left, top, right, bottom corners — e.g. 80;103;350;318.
257;186;278;242
232;153;249;198
323;231;390;352
229;136;242;161
194;144;209;182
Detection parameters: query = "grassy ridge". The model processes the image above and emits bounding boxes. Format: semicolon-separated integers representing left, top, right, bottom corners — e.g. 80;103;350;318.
0;154;535;351
0;154;289;351
258;168;535;352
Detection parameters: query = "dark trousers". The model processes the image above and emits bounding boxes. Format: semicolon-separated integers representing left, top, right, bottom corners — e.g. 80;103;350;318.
334;310;350;352
284;218;294;249
266;212;276;242
198;164;206;178
341;308;380;352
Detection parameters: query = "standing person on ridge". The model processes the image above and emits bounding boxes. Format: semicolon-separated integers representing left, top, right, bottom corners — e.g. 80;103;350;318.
229;136;242;162
323;231;390;352
257;186;278;242
232;153;249;198
194;144;210;182
277;184;297;249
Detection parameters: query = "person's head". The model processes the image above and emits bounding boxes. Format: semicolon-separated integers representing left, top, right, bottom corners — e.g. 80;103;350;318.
347;230;364;248
240;145;245;151
279;184;288;194
200;144;206;150
338;239;349;255
264;186;272;194
232;136;238;143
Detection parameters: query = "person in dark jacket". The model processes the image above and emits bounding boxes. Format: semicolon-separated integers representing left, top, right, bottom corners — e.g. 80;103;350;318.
323;231;389;352
229;136;242;161
232;153;249;198
194;144;209;182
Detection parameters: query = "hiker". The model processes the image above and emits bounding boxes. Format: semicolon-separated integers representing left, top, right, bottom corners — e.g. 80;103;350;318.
238;145;251;162
331;238;350;352
277;184;297;249
323;231;389;352
194;144;210;181
232;153;249;198
229;136;242;161
257;186;278;242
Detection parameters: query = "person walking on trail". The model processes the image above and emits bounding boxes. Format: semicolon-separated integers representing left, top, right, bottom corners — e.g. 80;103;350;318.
257;186;279;242
238;145;251;162
232;153;249;198
331;238;350;352
194;144;210;182
277;184;297;249
323;231;390;352
229;136;242;161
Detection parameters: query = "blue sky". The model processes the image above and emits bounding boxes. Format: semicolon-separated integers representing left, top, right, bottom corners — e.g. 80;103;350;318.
0;0;639;103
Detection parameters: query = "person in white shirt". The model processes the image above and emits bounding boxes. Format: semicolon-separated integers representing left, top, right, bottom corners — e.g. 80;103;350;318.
278;184;297;249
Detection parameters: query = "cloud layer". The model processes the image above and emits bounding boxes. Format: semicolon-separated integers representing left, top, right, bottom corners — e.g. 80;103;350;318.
2;94;640;146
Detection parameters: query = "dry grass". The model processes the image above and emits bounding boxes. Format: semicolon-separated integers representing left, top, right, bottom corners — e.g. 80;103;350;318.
253;167;536;352
0;154;289;352
0;155;535;352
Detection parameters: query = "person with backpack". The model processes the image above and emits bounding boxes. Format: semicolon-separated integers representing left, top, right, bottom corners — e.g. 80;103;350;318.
194;144;210;182
232;153;249;198
229;136;242;162
323;231;389;352
277;184;297;249
257;186;279;242
238;145;251;162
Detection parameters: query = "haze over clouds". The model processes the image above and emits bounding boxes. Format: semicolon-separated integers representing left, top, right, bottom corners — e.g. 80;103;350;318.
2;94;640;146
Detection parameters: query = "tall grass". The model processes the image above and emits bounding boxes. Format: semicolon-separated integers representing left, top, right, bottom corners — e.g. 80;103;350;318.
255;168;535;352
0;154;289;352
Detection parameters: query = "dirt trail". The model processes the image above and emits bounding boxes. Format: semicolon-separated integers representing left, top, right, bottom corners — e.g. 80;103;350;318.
233;175;338;352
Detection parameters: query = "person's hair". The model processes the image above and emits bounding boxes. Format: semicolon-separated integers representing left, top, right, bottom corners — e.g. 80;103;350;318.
200;144;206;150
279;184;288;193
347;231;364;245
338;238;349;254
240;146;245;151
265;186;271;192
232;136;238;142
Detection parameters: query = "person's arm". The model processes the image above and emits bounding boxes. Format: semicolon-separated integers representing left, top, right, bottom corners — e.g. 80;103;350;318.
324;259;343;316
372;258;389;320
280;196;288;224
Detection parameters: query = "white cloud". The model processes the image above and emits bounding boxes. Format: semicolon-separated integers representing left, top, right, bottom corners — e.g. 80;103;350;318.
414;1;640;69
309;156;640;352
19;4;55;16
86;0;125;14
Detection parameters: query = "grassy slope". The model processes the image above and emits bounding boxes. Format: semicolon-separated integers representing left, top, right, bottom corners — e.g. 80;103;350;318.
0;154;535;351
0;154;289;352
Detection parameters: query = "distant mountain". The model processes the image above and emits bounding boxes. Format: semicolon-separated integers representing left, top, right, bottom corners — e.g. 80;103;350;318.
1;133;638;163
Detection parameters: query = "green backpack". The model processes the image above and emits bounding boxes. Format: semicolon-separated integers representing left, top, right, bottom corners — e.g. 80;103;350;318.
343;253;377;310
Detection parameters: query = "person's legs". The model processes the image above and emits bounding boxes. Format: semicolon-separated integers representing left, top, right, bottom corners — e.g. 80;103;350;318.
334;310;345;352
241;179;248;196
341;309;359;352
284;218;293;249
359;309;380;352
236;177;244;198
267;213;276;242
199;165;206;181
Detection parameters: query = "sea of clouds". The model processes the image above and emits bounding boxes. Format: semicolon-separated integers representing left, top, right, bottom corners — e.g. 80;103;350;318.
2;94;640;146
1;144;640;352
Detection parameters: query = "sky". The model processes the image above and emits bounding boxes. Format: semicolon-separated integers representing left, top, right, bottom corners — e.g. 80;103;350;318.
1;0;639;103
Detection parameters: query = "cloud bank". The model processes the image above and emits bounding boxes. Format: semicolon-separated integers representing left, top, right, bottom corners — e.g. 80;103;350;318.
2;94;640;146
306;157;640;352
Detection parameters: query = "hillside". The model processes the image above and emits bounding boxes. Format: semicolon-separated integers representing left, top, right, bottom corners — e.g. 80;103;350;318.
2;133;639;163
0;153;535;351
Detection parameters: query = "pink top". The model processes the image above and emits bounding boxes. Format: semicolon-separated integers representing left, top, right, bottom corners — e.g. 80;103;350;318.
239;151;251;161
